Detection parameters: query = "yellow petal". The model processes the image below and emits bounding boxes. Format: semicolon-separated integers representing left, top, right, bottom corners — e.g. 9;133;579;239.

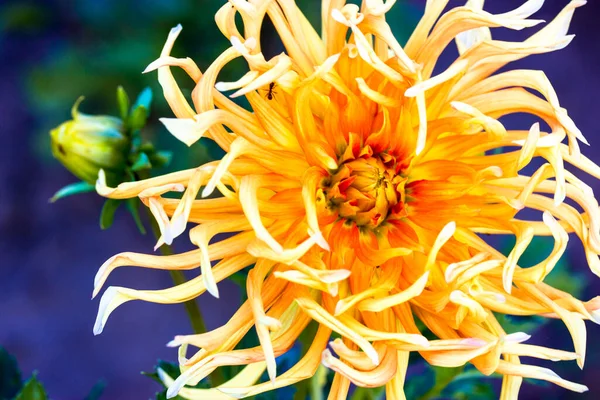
358;272;429;312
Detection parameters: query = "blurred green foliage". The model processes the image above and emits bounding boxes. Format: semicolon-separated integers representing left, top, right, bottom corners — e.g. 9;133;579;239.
0;347;21;400
0;347;104;400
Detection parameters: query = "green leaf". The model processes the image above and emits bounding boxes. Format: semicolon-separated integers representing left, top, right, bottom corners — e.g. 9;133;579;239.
116;86;130;120
100;199;122;230
418;366;464;400
445;367;499;400
128;105;149;132
139;142;156;152
126;198;146;234
49;181;95;202
15;373;48;400
149;150;173;169
0;346;22;399
130;152;152;172
133;87;153;112
84;380;106;400
129;132;143;154
127;87;153;132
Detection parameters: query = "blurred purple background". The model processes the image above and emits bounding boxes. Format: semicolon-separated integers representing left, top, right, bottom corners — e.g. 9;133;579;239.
2;0;600;399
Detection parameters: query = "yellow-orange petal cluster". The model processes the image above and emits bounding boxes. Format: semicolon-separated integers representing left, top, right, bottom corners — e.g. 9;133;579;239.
92;0;600;398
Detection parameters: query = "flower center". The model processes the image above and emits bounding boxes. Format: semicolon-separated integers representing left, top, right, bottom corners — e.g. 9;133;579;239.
323;153;407;229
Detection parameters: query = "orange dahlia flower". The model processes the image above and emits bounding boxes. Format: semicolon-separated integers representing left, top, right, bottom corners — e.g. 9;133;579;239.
92;0;600;398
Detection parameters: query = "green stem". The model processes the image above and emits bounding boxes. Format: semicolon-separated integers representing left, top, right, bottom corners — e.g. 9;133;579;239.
311;365;327;400
168;269;206;333
149;215;206;334
135;169;206;335
147;206;227;386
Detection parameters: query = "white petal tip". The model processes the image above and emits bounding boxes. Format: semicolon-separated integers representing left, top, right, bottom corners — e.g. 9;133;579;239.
92;323;103;336
503;279;513;294
415;143;425;156
366;348;380;366
215;82;228;92
93;255;114;297
327;283;339;298
169;214;187;240
334;302;344;316
313;231;331;251
153;237;166;251
505;332;531;344
321;349;334;368
208;285;220;299
417;336;430;347
266;362;277;385
93;286;119;336
95;169;107;191
404;87;417;98
589;310;600;325
444;269;455;283
201;186;214;198
553;192;566;207
171;24;183;35
495;294;507;303
156;368;170;383
321;269;351;284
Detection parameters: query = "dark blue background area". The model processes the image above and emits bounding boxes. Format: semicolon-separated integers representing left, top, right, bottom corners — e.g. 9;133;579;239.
2;1;600;399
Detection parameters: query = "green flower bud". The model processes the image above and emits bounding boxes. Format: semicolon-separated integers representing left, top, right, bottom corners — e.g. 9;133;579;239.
50;97;130;185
